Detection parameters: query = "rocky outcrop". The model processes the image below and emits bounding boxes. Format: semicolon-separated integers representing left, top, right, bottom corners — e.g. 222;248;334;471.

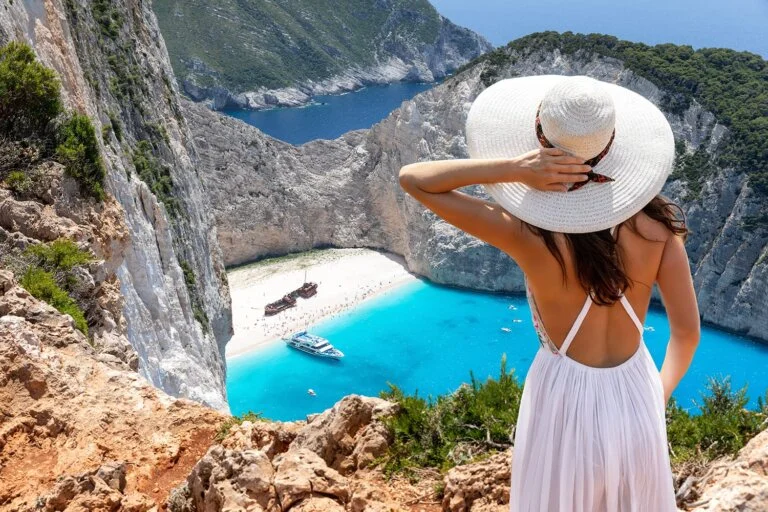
0;271;225;511
0;0;233;409
442;451;511;512
188;45;768;342
682;429;768;510
168;395;431;512
154;0;493;110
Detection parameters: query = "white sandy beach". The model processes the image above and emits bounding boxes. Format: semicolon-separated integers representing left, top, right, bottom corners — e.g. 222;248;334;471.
225;248;419;358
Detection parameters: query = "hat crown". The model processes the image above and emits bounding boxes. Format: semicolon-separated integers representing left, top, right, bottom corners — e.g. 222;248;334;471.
538;76;616;160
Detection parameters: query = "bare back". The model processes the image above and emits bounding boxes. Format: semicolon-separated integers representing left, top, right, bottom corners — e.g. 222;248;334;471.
521;211;671;368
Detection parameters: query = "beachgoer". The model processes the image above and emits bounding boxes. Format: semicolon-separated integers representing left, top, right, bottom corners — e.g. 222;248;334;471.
399;75;699;511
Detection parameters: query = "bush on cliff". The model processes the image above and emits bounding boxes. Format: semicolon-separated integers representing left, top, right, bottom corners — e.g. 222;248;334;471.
667;376;766;467
377;356;767;478
377;354;523;476
56;114;107;200
26;238;94;272
19;239;94;337
0;41;63;139
20;267;89;336
0;41;107;202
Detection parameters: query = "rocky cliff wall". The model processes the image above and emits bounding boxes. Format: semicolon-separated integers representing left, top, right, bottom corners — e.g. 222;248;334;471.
189;49;768;341
0;0;233;410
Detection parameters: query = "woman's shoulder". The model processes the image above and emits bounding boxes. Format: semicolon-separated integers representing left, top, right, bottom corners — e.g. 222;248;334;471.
624;210;674;244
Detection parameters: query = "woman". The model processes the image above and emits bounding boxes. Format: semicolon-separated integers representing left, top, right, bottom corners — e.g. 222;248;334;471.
399;75;700;511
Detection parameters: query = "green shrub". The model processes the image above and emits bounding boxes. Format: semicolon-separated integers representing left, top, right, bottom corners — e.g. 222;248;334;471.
132;140;179;216
56;114;107;200
20;266;88;336
108;111;123;141
215;411;266;442
25;238;93;272
0;41;63;139
4;170;32;195
92;0;123;39
179;259;210;333
377;354;522;476
667;377;765;467
377;361;767;479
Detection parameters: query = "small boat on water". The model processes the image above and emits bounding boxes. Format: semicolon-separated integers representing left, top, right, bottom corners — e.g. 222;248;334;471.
282;330;344;359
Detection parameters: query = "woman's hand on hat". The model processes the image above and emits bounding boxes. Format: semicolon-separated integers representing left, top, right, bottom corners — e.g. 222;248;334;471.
512;147;591;192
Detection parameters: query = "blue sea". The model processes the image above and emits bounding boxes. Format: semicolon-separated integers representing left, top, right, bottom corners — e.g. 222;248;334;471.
221;81;437;146
227;278;768;421
432;0;767;57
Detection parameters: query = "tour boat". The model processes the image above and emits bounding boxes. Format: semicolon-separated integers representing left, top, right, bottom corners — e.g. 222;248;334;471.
282;330;344;359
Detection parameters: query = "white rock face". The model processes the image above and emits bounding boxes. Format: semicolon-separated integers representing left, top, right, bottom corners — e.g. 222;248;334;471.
187;48;768;342
0;0;233;410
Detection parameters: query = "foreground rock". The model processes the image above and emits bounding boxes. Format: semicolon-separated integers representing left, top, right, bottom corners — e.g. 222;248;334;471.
683;429;768;511
0;272;225;510
169;395;444;512
442;451;511;512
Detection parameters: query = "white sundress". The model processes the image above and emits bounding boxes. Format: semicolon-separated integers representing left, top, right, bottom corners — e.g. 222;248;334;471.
510;226;677;512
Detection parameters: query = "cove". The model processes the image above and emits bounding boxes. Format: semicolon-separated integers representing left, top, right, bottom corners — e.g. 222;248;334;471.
227;278;768;421
221;81;438;145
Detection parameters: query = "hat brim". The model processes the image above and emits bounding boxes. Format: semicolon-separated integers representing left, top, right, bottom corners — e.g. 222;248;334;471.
465;75;675;233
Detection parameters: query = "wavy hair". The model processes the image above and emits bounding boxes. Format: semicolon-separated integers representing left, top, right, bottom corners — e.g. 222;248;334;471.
523;195;689;305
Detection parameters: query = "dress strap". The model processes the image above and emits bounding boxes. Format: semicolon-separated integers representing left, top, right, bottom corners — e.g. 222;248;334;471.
558;292;593;356
557;222;616;356
619;296;644;334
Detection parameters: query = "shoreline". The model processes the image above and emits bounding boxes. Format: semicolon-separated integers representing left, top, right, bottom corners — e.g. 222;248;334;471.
225;248;419;359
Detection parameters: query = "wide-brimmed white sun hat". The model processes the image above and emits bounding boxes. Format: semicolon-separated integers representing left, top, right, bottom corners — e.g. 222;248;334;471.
465;74;675;233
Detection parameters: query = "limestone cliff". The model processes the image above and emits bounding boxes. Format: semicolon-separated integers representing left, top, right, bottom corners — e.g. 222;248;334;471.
0;0;232;410
187;38;768;342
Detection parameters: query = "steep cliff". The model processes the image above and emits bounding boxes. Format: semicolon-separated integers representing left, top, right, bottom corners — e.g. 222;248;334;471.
188;33;768;342
153;0;494;109
0;0;232;410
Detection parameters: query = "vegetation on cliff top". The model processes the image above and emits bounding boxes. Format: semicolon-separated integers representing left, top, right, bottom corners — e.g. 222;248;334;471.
18;239;94;337
0;41;106;200
152;0;468;92
375;355;768;479
457;31;768;199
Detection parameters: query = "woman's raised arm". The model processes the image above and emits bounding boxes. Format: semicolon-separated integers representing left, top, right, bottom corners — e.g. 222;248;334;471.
398;148;590;263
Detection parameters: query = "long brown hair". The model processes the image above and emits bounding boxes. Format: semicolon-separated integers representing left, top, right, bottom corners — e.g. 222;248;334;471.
523;195;689;306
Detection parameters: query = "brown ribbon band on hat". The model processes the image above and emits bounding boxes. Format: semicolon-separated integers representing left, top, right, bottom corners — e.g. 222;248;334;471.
535;103;616;192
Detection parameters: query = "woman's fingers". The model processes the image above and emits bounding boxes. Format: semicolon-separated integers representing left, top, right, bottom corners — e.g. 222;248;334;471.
558;173;590;183
545;183;569;192
560;164;591;172
551;154;586;164
547;172;589;185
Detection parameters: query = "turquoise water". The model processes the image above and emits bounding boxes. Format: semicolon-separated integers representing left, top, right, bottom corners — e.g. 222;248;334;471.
227;278;768;421
222;81;437;145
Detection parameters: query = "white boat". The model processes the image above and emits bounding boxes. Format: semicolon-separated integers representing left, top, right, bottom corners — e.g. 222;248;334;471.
282;330;344;359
